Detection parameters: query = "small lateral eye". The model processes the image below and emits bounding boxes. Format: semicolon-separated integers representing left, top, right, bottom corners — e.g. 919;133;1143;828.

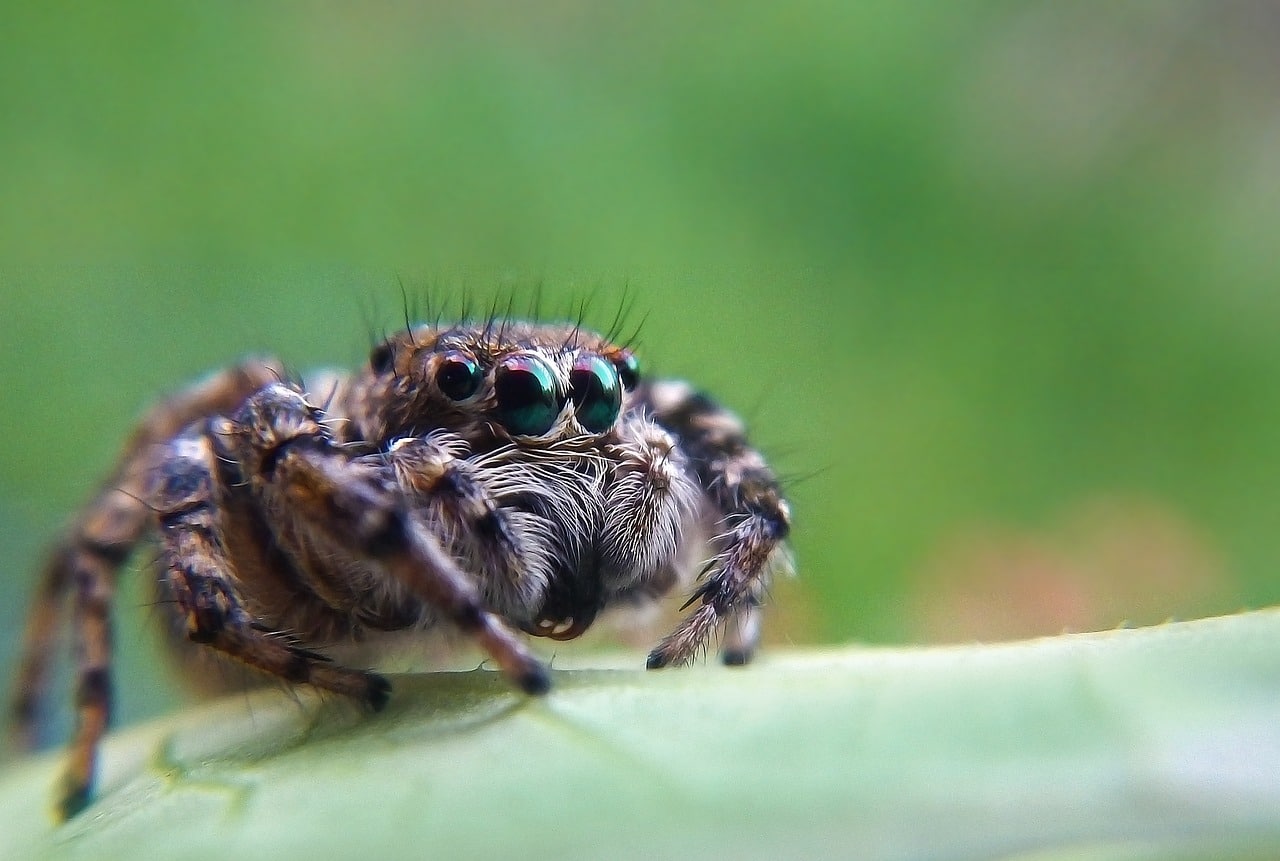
434;351;483;401
570;355;622;433
369;342;395;374
494;354;560;436
613;351;640;391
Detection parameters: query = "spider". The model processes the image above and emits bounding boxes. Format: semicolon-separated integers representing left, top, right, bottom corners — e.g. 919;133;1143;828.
8;314;793;819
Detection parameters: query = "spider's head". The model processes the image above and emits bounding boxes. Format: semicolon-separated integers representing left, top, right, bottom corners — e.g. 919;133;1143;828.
366;322;641;447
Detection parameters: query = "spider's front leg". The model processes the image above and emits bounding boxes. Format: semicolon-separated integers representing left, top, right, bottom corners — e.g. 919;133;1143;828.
643;382;793;669
4;360;284;819
150;431;391;711
225;384;551;695
8;360;285;760
375;434;555;624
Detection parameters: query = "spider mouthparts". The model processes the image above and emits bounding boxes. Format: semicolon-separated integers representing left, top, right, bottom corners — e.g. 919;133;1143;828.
524;615;589;641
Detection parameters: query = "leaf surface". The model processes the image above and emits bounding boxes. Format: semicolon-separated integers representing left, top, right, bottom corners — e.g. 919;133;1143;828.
4;611;1279;861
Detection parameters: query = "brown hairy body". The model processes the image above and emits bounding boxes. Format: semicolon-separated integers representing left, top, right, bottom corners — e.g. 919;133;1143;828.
8;316;793;818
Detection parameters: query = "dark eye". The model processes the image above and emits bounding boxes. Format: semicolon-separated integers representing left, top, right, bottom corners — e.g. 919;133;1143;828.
570;355;622;433
613;351;640;391
494;354;560;436
369;341;395;374
434;351;483;401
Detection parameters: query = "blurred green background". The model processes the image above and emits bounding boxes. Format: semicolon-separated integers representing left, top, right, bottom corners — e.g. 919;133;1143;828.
3;2;1280;730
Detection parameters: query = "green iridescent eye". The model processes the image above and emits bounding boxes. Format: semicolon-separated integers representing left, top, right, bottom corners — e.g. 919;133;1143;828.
613;351;640;391
434;350;482;401
570;355;622;433
495;354;560;436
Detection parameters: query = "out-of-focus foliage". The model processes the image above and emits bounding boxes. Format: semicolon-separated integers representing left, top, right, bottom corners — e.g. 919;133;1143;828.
3;3;1279;728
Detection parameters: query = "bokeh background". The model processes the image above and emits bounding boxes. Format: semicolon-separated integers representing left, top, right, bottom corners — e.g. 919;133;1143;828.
3;2;1279;730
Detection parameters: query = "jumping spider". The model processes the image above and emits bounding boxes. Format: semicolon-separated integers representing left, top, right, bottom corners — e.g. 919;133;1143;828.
9;315;793;818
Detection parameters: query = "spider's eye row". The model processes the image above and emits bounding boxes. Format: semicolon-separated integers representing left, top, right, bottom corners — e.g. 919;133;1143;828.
434;351;483;402
494;354;560;436
570;355;622;433
613;352;641;391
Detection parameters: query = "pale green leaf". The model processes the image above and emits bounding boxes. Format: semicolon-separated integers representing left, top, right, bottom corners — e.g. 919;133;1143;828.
4;611;1279;861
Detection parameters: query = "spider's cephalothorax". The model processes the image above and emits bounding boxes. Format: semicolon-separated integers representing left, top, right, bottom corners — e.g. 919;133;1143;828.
8;319;792;818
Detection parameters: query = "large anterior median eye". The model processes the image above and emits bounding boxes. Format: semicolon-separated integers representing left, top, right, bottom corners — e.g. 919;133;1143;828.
570;355;622;433
494;354;560;436
434;350;483;401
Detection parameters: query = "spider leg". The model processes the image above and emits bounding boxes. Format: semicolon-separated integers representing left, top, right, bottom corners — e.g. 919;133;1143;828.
42;427;393;819
8;506;132;757
6;361;284;817
8;361;282;754
719;591;764;666
153;432;390;703
599;419;700;594
226;384;551;695
642;382;792;668
377;435;553;623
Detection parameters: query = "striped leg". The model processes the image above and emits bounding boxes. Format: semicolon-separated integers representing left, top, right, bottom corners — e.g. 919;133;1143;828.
154;433;389;706
227;384;551;695
7;359;283;818
8;496;135;756
56;531;120;819
641;382;793;668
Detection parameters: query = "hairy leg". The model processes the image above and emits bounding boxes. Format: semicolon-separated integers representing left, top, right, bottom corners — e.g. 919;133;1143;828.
225;384;551;694
377;434;554;622
599;419;700;593
8;361;282;753
641;381;793;668
153;433;389;703
7;361;283;817
719;595;764;667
